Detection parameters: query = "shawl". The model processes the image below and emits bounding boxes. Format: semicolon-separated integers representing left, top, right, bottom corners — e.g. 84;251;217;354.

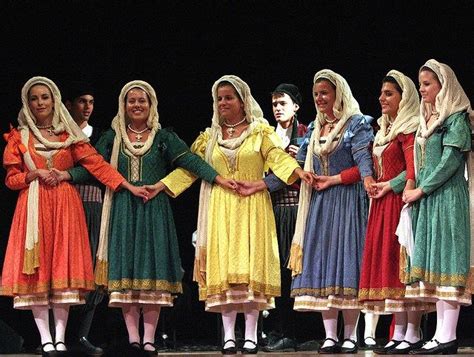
288;69;361;276
193;75;269;286
17;76;88;274
95;80;161;286
373;70;420;147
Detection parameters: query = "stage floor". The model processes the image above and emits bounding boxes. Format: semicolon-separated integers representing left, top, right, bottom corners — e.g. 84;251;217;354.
5;348;474;356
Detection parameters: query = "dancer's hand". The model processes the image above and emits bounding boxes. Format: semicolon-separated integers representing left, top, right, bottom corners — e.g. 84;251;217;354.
363;176;377;196
403;188;424;203
370;181;391;199
142;182;166;201
312;174;340;191
214;175;238;191
50;168;71;183
234;180;266;196
295;168;314;186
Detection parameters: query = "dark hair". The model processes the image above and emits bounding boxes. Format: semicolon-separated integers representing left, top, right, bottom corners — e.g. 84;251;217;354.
382;76;402;95
216;81;242;101
63;80;94;102
315;77;336;90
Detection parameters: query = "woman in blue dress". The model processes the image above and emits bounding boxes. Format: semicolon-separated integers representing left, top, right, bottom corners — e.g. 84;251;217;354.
289;69;374;354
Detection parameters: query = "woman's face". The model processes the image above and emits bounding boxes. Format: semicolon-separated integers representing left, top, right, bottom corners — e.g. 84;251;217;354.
28;84;54;122
125;88;150;123
313;80;336;117
379;82;402;119
216;85;244;122
418;70;441;105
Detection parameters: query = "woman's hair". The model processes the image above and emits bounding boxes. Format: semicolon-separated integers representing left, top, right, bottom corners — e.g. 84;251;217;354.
314;77;336;90
216;81;242;101
125;87;151;103
382;76;403;95
420;66;441;84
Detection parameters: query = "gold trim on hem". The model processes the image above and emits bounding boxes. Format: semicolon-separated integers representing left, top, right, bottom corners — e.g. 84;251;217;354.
410;267;468;287
108;278;182;293
291;286;357;297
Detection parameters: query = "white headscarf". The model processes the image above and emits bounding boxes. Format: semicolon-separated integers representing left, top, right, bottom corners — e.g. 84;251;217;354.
193;75;267;286
95;80;160;286
374;70;420;147
288;69;362;276
17;76;88;274
418;59;473;140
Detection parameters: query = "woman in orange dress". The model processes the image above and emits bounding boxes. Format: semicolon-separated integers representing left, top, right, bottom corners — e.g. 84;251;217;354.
1;76;147;355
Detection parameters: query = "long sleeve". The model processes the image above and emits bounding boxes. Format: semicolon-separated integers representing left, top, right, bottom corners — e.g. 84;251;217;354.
72;142;124;191
261;126;299;184
3;129;28;190
390;133;416;194
161;130;216;197
340;166;361;185
263;173;286;193
419;114;470;195
419;146;464;195
68;130;114;184
348;115;374;178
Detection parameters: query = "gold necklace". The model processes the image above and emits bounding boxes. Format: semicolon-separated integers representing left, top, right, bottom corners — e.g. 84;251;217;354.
223;117;246;138
36;124;53;136
127;124;148;142
325;117;338;133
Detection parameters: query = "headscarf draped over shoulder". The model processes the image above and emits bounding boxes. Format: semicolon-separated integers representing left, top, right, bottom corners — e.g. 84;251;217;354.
374;70;420;146
418;59;473;139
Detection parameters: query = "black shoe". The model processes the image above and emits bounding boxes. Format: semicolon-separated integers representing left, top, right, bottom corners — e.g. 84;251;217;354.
262;337;296;352
340;338;358;354
319;338;341;354
76;337;104;356
142;342;158;356
221;339;237;355
374;339;403;354
410;339;458;355
41;342;57;357
387;339;424;354
53;342;67;356
360;336;378;350
241;339;258;354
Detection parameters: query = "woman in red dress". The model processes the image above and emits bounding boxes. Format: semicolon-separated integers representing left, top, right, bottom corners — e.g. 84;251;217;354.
358;70;428;354
1;76;147;355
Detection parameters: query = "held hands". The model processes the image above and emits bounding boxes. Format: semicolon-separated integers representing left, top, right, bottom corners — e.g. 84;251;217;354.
403;187;424;203
142;182;166;201
29;168;72;186
363;176;377;196
294;168;314;186
312;174;339;191
120;181;149;202
369;181;392;199
214;175;238;191
234;180;266;196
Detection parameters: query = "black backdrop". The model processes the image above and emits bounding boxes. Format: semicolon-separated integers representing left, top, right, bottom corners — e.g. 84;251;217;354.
0;0;473;350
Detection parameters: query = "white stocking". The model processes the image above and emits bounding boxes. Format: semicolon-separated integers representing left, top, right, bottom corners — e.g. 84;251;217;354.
122;305;141;344
31;306;54;352
321;309;338;347
363;312;379;343
438;300;459;343
422;300;445;349
342;310;359;348
221;308;237;349
142;305;161;350
395;310;422;350
53;305;69;351
243;306;259;349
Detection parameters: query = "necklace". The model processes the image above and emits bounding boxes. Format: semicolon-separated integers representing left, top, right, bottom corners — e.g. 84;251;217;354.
127;124;148;142
223;117;246;138
36;124;53;136
324;117;338;133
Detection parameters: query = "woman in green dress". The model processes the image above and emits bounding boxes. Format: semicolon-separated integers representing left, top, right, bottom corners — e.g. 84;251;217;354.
90;80;235;355
403;59;472;355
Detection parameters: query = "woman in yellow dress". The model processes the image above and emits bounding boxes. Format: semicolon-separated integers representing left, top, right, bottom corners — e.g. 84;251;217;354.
162;75;311;354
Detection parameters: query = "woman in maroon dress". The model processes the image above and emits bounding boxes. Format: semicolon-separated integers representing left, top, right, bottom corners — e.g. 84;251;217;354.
358;70;428;354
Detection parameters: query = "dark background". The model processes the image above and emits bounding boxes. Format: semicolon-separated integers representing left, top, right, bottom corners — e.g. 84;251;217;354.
0;0;473;351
